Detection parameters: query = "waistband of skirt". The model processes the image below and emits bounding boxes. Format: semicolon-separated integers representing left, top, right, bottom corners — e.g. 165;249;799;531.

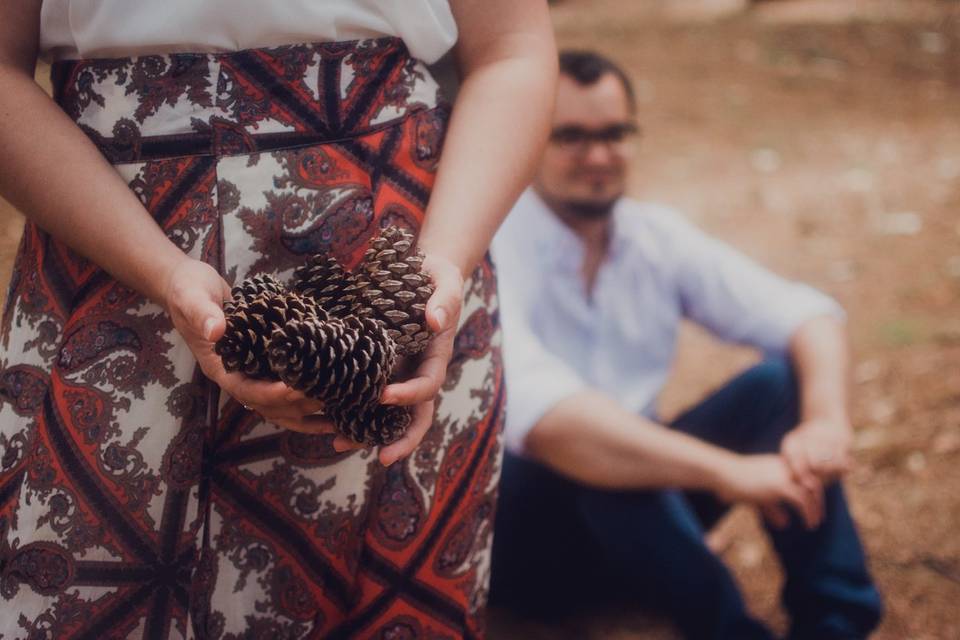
50;37;444;163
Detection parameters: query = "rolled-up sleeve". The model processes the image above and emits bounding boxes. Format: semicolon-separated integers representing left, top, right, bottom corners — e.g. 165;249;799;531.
492;239;588;455
499;306;587;454
657;210;845;353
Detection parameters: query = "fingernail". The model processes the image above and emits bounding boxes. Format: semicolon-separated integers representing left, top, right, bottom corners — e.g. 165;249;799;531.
202;317;215;341
434;308;447;330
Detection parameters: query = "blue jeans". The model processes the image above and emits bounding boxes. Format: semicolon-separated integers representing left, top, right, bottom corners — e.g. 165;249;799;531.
489;358;883;640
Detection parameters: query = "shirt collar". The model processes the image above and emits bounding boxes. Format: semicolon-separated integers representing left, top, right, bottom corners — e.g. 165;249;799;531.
523;189;629;270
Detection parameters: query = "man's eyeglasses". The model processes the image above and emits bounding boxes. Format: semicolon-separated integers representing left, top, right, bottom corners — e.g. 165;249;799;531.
549;122;639;152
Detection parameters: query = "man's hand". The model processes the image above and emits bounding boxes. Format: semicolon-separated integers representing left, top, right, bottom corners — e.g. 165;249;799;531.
780;417;853;488
715;453;824;530
161;258;330;432
333;253;465;467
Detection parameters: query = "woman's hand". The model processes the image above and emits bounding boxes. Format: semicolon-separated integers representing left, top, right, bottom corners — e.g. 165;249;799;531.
161;258;330;432
332;253;465;467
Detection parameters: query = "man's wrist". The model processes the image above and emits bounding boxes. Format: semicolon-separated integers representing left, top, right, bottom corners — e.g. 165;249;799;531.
704;449;741;500
800;406;851;428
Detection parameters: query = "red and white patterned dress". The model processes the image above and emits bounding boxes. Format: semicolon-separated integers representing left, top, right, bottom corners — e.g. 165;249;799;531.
0;38;504;639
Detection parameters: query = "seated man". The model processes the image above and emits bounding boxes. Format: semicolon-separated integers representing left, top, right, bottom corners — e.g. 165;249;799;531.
488;50;883;640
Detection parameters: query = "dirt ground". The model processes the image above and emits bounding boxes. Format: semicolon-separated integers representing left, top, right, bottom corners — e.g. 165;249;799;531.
0;1;958;638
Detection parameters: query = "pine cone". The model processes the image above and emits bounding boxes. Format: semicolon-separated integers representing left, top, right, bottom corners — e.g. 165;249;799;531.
292;255;370;318
267;315;397;412
267;314;410;445
330;403;412;447
356;226;435;356
224;273;285;314
216;292;325;379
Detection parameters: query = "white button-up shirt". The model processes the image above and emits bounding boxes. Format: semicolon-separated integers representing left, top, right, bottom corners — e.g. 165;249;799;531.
490;189;844;455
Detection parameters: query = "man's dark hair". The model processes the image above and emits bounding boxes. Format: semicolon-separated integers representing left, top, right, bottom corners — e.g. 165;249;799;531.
558;50;636;112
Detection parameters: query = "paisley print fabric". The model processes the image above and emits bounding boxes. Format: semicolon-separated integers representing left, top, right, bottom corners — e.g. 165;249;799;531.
0;38;504;639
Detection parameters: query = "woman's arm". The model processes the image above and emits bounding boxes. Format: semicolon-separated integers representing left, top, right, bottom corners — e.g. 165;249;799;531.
0;1;186;305
0;2;323;423
371;1;558;465
419;0;558;276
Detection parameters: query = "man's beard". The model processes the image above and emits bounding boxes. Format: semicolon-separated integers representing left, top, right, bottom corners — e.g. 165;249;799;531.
563;196;619;220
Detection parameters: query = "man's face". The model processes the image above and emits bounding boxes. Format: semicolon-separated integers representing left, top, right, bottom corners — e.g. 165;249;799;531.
533;72;637;218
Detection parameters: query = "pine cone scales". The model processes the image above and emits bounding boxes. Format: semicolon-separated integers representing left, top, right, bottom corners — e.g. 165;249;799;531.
215;291;324;378
330;403;412;447
268;316;397;413
356;227;435;356
224;273;285;314
267;315;412;445
232;273;285;301
215;227;434;445
292;255;370;318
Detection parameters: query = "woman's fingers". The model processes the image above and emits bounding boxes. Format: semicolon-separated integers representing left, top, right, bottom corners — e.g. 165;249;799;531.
166;261;330;420
422;254;464;334
166;262;228;341
200;306;225;342
380;254;462;406
326;401;436;466
378;400;435;466
243;402;322;423
381;335;453;405
270;415;337;434
284;388;313;403
292;398;327;416
221;375;300;408
332;436;366;452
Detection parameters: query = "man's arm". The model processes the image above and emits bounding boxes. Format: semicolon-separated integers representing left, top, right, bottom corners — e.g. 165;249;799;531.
655;207;849;500
781;314;854;484
526;390;824;528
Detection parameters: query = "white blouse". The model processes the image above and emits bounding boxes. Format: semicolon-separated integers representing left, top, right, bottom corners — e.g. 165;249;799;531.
39;0;458;64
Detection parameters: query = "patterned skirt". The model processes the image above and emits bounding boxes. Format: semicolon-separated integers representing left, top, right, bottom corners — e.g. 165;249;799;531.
0;38;504;640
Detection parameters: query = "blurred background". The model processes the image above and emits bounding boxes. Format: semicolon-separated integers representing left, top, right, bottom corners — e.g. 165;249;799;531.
486;0;960;638
0;0;957;638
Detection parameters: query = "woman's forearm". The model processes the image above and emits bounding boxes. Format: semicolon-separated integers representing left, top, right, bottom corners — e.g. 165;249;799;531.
417;5;557;276
0;63;189;305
